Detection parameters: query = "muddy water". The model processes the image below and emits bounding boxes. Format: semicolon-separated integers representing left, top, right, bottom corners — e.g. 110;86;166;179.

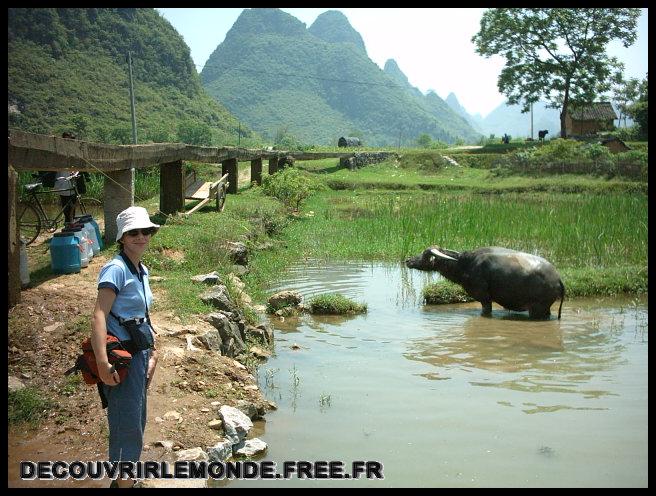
226;261;648;488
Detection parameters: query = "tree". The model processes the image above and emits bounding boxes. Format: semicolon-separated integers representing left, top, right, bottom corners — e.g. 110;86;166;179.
416;133;432;148
472;8;641;138
613;76;640;127
625;73;648;138
177;120;212;146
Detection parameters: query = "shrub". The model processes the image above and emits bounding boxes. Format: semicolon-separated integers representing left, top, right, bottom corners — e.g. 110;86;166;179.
490;138;648;179
615;150;648;180
423;281;472;304
177;120;212;146
262;168;322;211
429;140;449;150
308;293;367;315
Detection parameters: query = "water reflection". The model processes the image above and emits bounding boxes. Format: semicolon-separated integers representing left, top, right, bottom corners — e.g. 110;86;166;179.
273;312;365;334
269;260;372;300
405;305;631;402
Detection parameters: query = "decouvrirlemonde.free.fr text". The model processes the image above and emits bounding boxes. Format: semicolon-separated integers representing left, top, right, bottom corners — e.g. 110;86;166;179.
21;460;384;480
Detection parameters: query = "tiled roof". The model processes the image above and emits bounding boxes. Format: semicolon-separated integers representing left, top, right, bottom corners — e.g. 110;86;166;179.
568;102;617;121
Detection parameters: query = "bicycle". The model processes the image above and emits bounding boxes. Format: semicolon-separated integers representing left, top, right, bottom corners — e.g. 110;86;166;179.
17;171;103;245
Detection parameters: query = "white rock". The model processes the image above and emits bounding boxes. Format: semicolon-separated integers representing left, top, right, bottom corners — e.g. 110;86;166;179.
208;419;223;430
234;438;268;457
43;322;63;333
163;411;181;421
175;447;208;461
208;439;233;462
155;440;174;451
219;405;253;445
8;376;26;392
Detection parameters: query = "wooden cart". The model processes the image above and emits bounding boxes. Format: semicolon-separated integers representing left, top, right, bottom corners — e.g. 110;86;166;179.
184;170;229;216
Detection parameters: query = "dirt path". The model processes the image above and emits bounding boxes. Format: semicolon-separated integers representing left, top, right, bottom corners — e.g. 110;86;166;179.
8;248;270;488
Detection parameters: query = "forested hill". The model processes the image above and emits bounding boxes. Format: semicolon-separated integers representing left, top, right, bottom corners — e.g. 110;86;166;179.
201;8;481;146
308;10;367;56
445;92;485;134
8;8;253;146
383;60;478;141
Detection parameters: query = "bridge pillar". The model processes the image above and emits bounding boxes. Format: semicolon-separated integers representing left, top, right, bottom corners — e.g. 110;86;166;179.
222;158;238;194
160;160;185;215
268;157;279;175
104;169;134;244
8;165;20;307
250;158;262;185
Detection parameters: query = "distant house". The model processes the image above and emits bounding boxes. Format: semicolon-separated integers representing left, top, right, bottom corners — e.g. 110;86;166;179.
338;136;361;147
565;102;617;137
600;137;631;154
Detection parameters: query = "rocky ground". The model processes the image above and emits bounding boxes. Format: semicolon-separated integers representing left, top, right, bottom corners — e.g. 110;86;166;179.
8;247;274;488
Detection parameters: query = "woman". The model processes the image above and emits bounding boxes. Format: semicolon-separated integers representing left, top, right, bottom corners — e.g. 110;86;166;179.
91;206;160;488
54;132;82;224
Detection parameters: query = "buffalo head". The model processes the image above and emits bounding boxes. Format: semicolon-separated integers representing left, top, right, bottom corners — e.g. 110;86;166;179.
405;246;460;271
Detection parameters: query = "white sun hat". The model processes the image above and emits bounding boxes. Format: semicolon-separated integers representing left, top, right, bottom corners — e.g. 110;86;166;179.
115;206;160;241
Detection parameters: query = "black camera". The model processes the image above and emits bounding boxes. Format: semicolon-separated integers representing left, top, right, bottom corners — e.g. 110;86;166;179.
121;318;153;351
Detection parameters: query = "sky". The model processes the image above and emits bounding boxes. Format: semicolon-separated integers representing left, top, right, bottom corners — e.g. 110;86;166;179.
157;8;648;118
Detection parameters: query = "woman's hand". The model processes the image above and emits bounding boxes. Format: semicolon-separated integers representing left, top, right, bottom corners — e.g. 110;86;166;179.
97;360;121;385
146;349;158;389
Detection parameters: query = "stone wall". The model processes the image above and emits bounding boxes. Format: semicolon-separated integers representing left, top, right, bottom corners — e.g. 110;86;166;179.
339;152;396;171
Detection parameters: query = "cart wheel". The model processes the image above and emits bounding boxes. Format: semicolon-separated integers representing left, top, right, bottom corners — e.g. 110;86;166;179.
217;183;227;212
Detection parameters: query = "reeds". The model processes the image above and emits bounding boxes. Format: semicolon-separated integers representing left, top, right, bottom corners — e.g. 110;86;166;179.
294;191;647;269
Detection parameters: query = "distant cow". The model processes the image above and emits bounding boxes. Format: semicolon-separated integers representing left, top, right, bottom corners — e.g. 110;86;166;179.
538;130;549;142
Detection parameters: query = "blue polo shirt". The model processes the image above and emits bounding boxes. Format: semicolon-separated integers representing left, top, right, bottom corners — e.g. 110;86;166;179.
97;251;154;343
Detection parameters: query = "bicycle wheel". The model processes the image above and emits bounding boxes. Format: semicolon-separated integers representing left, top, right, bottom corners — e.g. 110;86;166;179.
17;201;42;245
79;197;103;214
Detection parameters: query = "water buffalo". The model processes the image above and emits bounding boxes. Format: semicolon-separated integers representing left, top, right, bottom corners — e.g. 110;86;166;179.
538;129;549;141
406;246;565;319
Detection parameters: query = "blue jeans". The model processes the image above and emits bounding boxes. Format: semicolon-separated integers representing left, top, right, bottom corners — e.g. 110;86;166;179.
102;349;150;462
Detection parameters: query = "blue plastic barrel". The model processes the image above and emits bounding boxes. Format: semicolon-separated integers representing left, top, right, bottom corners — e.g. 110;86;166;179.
64;226;91;267
62;226;90;267
75;214;104;250
50;232;81;274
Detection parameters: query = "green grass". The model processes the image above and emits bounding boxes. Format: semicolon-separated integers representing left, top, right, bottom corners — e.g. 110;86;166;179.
9;387;52;426
423;265;648;304
295;156;646;194
308;293;367;315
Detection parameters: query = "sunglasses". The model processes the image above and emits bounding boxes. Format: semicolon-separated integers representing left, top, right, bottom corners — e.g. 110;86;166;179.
125;228;156;237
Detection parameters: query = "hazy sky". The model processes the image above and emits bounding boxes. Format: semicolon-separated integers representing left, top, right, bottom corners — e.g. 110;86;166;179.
157;8;648;118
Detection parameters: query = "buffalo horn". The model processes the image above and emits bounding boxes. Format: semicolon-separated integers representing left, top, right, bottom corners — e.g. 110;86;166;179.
429;248;457;261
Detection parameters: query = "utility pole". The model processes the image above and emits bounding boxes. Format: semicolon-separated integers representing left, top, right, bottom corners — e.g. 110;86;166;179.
127;51;138;145
398;128;402;150
238;121;241;147
530;102;534;140
127;51;137;207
